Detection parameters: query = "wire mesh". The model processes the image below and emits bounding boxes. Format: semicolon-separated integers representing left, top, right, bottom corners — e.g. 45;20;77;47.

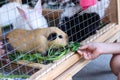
0;0;117;79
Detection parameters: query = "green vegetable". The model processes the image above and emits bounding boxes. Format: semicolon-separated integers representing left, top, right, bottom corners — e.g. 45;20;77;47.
9;42;82;64
45;49;69;61
0;73;29;78
68;42;82;52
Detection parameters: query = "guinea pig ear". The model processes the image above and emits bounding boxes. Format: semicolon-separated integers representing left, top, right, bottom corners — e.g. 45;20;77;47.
47;33;57;41
34;0;42;15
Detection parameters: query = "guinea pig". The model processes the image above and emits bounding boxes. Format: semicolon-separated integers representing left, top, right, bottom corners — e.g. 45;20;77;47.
5;27;68;55
59;9;100;42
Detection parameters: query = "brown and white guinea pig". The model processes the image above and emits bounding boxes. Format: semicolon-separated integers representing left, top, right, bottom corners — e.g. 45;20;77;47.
5;27;68;55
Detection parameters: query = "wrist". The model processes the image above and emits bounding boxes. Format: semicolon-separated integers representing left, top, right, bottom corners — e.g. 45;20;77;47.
95;42;109;55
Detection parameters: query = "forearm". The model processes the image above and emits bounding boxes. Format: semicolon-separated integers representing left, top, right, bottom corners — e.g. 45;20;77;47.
100;42;120;54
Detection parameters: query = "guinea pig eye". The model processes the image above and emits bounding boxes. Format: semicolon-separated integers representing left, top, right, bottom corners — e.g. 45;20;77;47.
58;35;63;39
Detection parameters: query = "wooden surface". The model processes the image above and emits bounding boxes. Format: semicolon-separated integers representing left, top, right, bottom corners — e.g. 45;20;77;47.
42;9;63;26
42;9;63;19
17;60;46;69
6;0;119;79
55;24;120;80
105;31;120;42
0;28;2;41
55;58;90;80
28;23;120;80
106;0;117;23
29;53;81;80
94;25;120;42
15;0;21;3
0;0;118;80
0;60;39;75
37;54;81;80
55;27;120;80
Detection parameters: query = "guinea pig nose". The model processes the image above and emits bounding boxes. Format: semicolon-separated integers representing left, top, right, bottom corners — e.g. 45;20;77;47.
58;35;63;38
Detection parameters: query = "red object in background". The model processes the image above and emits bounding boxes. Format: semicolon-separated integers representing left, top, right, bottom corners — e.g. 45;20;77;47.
80;0;97;10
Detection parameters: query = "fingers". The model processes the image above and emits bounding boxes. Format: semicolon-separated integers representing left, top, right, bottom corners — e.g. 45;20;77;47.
77;43;100;60
77;49;96;60
78;45;89;50
77;50;84;56
79;51;99;60
84;52;92;60
77;45;89;59
77;44;91;59
77;50;91;60
77;45;89;55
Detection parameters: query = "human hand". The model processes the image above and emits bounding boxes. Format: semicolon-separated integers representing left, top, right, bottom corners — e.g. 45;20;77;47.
77;42;120;60
77;43;104;60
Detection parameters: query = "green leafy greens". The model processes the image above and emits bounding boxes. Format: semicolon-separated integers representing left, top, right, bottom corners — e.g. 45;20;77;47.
0;73;29;79
9;42;82;64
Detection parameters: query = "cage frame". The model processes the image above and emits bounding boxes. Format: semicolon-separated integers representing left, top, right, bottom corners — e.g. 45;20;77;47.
0;0;120;80
29;24;120;80
30;0;120;80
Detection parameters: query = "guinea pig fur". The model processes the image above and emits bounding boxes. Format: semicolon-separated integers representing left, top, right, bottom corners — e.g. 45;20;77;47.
5;27;68;55
58;12;100;42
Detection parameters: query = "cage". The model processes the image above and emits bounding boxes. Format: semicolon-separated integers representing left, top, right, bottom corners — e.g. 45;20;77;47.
0;0;120;80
